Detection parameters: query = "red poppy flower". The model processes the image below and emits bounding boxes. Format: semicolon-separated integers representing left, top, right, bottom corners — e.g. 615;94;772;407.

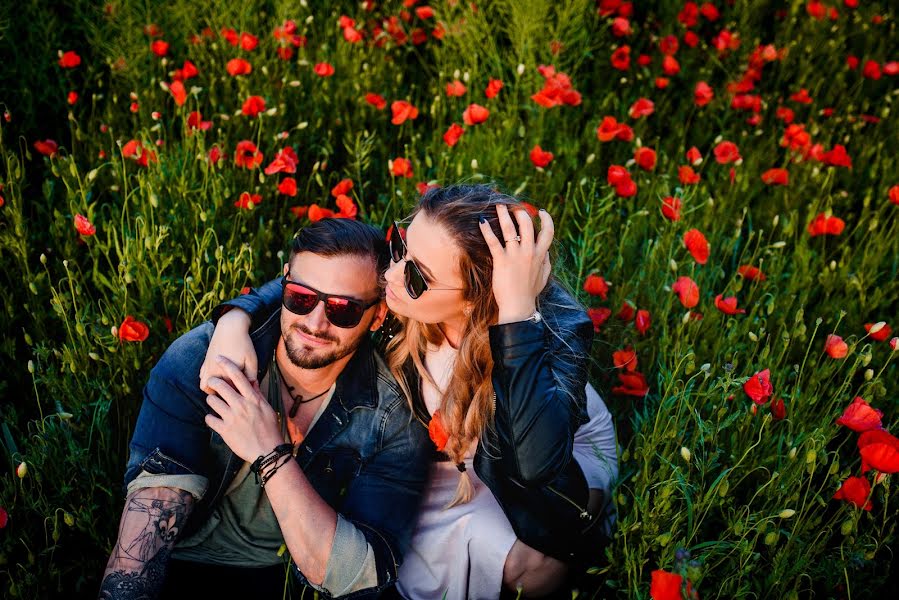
530;145;554;168
743;368;773;404
289;206;309;219
239;32;258;51
335;194;358;219
610;17;631;37
806;213;845;236
672;276;700;308
443;123;465;147
583;274;610;299
617;300;635;321
650;569;683;600
713;141;741;164
446;80;467;97
313;62;335;77
613;347;638;372
343;25;363;43
174;60;199;81
587;307;612;333
187;111;212;131
738;265;766;281
119;316;150;342
629;98;654;119
415;6;435;19
790;88;813;104
34;139;59;157
226;58;252;76
208;145;226;165
74;214;96;236
714;294;746;315
234;140;263;169
770;397;787;420
824;334;849;359
150;40;169;57
661;55;680;76
634;147;657;171
833;475;872;511
365;93;387;110
761;168;789;186
890;337;899;351
234;192;262;209
331;178;354;197
862;60;881;80
659;35;679;55
67;91;79;105
889;185;899;206
391;100;419;125
596;116;633;142
462;103;489;125
391;157;413;178
308;204;335;222
168;80;187;107
820;144;852;168
858;430;899;473
122;140;157;167
661;197;682;222
612;371;649;397
278;178;297;197
776;106;795;124
678;165;701;185
864;322;892;342
264;147;298;175
610;45;631;70
694;81;714;107
0;505;7;529
655;77;670;89
428;410;449;451
683;229;710;264
241;95;266;117
685;146;702;165
635;309;651;335
485;78;504;99
836;397;883;432
683;30;699;47
58;50;82;68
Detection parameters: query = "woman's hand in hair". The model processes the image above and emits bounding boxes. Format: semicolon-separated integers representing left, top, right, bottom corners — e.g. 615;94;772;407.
479;204;554;325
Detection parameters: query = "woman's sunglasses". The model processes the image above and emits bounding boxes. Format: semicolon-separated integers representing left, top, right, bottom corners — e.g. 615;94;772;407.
388;222;462;299
281;277;380;328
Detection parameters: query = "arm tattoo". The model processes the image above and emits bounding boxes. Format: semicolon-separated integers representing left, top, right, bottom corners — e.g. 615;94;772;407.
98;487;194;599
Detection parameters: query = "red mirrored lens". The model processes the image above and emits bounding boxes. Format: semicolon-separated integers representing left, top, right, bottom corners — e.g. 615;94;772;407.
284;284;320;314
324;298;364;327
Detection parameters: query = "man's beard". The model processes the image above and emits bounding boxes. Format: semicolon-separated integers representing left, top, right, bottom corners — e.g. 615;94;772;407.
282;322;368;369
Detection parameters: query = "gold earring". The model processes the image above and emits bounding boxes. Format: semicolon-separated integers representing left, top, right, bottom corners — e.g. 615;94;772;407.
463;305;473;317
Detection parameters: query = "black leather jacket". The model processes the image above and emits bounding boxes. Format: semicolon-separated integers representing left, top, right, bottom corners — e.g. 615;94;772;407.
216;278;606;564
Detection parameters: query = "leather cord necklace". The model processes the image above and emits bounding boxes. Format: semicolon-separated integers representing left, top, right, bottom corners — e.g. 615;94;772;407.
283;381;330;418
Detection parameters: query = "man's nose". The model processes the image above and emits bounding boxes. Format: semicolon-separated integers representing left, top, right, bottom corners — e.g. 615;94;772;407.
305;299;330;330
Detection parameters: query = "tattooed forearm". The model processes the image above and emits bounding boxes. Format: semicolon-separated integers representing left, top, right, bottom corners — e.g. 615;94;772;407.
99;487;194;600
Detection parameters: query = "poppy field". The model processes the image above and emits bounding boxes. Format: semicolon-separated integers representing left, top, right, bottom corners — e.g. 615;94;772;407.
1;0;898;598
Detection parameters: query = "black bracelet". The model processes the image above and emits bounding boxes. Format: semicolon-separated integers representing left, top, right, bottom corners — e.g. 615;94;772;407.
250;444;294;485
259;453;293;487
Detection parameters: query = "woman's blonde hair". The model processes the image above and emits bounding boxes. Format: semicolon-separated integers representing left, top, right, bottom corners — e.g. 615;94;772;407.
387;183;526;507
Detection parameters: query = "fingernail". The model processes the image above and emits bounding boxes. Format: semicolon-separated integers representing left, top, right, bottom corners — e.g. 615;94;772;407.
478;215;486;224
538;208;546;213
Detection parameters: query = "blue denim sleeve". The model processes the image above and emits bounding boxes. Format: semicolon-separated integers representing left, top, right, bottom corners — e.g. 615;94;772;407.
123;323;216;494
293;398;431;597
211;277;282;329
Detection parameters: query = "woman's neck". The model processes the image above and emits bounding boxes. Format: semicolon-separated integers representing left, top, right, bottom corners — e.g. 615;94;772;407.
438;316;466;349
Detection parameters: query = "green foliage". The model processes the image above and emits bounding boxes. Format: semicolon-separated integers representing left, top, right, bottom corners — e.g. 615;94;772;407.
0;1;897;598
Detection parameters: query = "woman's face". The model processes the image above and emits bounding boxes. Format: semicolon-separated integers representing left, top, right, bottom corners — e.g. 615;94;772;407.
384;211;468;325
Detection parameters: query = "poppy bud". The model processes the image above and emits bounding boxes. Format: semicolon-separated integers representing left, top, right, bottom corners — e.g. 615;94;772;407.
64;512;75;527
16;462;27;478
680;447;691;462
788;447;797;460
841;519;853;535
864;369;873;381
40;253;47;264
868;321;886;335
669;259;677;272
779;509;795;519
748;332;759;342
27;360;34;374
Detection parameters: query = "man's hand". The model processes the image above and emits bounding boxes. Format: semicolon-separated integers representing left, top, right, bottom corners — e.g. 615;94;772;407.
204;356;284;462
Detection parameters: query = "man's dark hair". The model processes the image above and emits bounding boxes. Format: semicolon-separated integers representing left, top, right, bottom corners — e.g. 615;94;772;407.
290;218;390;278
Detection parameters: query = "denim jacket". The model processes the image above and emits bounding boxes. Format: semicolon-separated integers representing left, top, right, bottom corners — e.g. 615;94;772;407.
123;308;432;598
218;279;609;565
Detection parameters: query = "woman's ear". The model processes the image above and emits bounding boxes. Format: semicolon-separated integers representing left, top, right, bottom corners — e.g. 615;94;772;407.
463;302;474;317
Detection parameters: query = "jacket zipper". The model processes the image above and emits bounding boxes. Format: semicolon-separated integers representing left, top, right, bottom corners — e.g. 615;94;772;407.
546;484;591;520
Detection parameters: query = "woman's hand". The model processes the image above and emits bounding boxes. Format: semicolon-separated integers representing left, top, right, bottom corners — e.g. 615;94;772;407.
204;356;283;462
479;204;554;325
199;309;258;394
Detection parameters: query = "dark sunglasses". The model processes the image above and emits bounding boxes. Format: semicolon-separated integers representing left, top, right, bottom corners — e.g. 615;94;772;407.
281;277;380;328
388;221;462;299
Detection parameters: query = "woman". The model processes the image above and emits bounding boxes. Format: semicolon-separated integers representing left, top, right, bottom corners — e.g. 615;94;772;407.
201;184;618;598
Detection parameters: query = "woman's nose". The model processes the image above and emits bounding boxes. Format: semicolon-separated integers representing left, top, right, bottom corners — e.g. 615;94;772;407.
384;259;403;285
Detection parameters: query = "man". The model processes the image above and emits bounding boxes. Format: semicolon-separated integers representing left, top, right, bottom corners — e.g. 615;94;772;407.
100;219;431;599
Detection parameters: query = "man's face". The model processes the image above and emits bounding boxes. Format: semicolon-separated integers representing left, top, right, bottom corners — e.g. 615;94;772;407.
280;252;386;370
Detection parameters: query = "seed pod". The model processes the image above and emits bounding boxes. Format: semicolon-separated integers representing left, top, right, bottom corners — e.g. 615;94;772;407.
16;462;27;478
841;519;854;536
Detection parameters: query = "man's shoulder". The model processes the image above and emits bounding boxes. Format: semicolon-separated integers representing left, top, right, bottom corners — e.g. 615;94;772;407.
149;321;215;388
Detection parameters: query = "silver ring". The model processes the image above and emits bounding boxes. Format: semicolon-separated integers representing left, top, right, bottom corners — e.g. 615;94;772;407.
505;235;522;243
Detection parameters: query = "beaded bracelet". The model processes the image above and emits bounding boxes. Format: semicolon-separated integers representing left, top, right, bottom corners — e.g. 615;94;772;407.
250;443;294;486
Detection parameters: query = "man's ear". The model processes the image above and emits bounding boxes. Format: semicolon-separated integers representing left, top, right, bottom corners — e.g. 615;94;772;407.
370;300;389;332
283;262;289;277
